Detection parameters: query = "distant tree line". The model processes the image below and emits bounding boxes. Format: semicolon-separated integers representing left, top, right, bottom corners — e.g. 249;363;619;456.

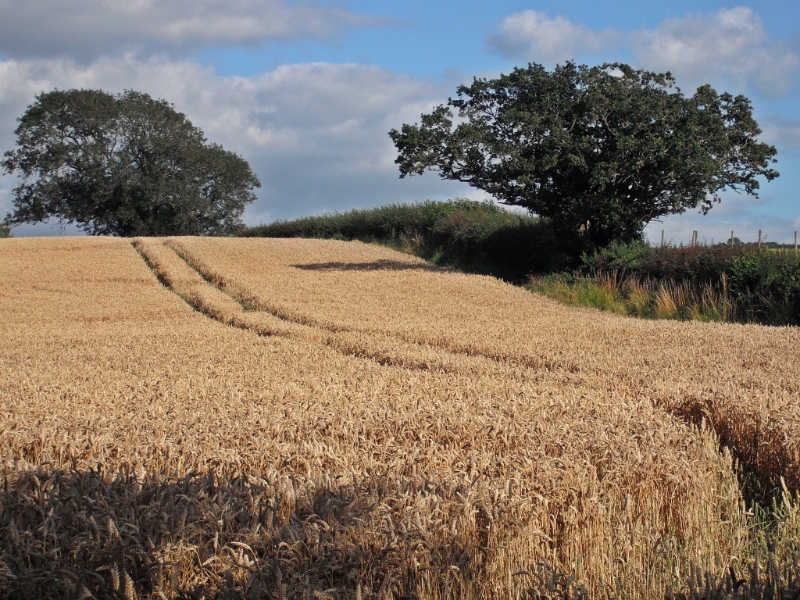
2;62;779;248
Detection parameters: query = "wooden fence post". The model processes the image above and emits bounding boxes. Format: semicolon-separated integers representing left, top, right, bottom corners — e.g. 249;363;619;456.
758;230;762;246
661;230;665;247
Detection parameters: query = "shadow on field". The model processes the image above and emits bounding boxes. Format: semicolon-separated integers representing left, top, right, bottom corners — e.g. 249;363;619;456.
0;468;513;600
11;466;795;600
291;259;441;272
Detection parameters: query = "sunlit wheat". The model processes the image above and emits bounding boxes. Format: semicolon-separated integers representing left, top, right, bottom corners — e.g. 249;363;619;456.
1;236;798;599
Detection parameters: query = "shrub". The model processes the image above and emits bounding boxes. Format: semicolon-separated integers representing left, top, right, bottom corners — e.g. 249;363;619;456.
581;240;655;273
585;242;751;282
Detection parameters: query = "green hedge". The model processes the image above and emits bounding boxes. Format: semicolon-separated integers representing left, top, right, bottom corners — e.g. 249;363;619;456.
241;200;572;281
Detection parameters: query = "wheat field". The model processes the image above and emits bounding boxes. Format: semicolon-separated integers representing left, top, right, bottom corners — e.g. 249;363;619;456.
1;236;798;600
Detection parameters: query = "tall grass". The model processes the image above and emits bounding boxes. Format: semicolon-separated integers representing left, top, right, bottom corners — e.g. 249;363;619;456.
532;242;800;325
528;272;733;322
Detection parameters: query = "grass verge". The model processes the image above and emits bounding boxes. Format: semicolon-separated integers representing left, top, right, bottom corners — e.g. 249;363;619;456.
526;272;732;323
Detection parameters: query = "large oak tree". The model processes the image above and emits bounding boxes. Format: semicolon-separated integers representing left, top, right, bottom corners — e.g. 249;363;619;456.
390;62;778;249
3;89;260;236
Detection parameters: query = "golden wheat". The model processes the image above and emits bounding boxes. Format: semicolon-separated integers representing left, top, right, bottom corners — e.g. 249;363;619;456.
168;237;800;492
0;236;796;599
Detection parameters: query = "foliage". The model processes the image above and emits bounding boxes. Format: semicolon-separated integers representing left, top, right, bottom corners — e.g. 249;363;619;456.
538;243;800;325
727;252;800;324
390;62;778;250
2;89;260;236
245;198;800;324
242;199;572;280
243;199;489;240
584;241;751;281
580;240;656;273
0;223;11;238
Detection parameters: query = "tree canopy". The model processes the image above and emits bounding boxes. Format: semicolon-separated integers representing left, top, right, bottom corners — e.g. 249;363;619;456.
2;89;260;236
389;62;779;249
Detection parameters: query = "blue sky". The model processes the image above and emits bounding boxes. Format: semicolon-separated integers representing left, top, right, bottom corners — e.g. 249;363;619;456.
1;0;798;243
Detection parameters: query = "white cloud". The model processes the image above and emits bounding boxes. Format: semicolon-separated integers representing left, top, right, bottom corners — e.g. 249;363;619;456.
488;7;800;97
0;55;470;233
0;0;386;60
759;115;800;151
487;10;619;63
633;7;800;97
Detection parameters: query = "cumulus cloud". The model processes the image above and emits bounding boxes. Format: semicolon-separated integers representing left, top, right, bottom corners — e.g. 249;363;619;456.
487;10;619;63
489;7;800;97
0;55;470;232
633;7;800;97
0;0;386;60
